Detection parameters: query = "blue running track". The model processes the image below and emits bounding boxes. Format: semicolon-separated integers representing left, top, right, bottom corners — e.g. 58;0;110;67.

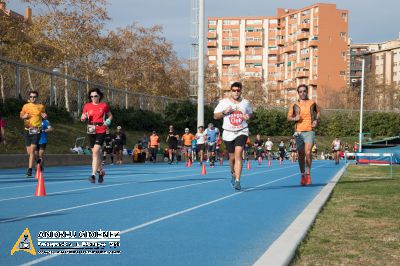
0;160;344;265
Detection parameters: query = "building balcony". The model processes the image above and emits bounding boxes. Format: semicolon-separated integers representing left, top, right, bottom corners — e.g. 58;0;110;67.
283;45;296;53
308;40;318;47
246;31;263;38
268;49;279;55
246;67;262;73
206;32;217;39
207;49;217;56
207;41;217;47
278;29;285;36
299;22;310;30
222;59;240;65
296;32;309;41
283;81;297;89
268;75;284;82
222;40;240;47
277;39;284;46
296;61;307;69
222;50;240;56
246;40;263;46
295;70;309;78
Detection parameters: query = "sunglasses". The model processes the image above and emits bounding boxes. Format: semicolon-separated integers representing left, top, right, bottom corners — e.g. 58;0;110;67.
298;90;307;94
90;95;99;98
29;95;37;98
231;89;241;92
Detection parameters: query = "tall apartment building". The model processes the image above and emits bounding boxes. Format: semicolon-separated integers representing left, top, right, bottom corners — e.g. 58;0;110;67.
0;2;32;21
349;40;400;86
207;3;348;107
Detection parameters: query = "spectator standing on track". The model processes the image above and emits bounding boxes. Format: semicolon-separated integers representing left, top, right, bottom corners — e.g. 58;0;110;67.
195;126;206;165
36;118;53;171
20;90;47;177
103;128;115;165
181;128;195;165
331;137;341;165
149;130;159;163
204;123;220;167
214;81;253;190
166;125;179;164
114;126;126;165
81;88;112;183
287;84;320;186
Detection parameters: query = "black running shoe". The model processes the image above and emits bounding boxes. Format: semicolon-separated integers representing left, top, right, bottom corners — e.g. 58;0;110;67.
26;168;33;177
89;175;96;183
231;172;235;187
98;172;104;183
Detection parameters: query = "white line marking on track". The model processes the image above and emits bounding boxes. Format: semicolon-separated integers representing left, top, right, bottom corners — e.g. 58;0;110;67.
19;169;301;266
0;164;297;202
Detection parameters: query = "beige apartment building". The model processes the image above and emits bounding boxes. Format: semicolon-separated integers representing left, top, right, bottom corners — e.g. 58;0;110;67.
349;40;400;86
207;3;348;107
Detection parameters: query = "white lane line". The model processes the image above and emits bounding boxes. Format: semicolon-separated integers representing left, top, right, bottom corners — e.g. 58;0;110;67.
0;164;297;202
0;169;228;202
20;171;299;266
0;165;214;190
1;179;222;224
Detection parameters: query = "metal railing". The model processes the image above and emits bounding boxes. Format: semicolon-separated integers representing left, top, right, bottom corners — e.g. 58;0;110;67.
0;56;195;118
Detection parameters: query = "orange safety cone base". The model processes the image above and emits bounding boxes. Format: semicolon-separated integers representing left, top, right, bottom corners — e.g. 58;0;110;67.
35;168;46;196
201;163;206;175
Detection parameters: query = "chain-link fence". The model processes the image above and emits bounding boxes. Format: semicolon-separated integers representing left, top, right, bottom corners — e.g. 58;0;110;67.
0;56;195;118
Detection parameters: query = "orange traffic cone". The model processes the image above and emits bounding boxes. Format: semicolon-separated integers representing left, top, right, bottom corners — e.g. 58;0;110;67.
247;160;251;170
35;167;46;196
185;160;189;167
201;163;206;175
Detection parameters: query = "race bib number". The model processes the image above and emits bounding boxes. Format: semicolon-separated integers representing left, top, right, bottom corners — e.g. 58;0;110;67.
87;125;96;134
28;127;40;135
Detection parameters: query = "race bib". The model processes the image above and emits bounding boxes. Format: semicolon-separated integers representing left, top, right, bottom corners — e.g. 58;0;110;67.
28;127;40;135
87;124;96;134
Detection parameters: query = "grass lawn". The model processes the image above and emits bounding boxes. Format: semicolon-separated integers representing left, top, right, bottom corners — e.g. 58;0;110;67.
292;164;400;265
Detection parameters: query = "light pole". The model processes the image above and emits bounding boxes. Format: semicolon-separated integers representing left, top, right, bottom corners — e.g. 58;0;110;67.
358;58;365;152
197;0;204;128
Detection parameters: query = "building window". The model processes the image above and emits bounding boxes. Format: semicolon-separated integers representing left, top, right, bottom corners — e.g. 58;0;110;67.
340;32;347;38
247;19;262;25
223;20;239;25
208;56;216;61
209;20;216;25
339;71;346;76
269;19;278;24
341;12;347;18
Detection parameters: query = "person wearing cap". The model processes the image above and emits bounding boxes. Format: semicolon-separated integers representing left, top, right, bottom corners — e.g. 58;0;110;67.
181;128;195;165
204;123;220;167
214;81;253;190
148;130;159;163
114;125;126;164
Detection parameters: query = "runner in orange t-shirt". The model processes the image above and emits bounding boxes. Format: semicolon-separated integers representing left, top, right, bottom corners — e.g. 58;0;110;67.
287;84;320;186
181;128;195;164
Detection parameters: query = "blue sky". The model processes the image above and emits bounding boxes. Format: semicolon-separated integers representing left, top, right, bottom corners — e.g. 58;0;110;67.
8;0;400;59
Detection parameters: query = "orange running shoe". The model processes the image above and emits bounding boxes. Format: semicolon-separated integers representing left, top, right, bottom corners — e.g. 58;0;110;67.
301;173;306;186
305;173;312;185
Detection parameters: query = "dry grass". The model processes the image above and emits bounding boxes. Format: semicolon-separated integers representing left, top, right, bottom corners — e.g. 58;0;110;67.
292;165;400;266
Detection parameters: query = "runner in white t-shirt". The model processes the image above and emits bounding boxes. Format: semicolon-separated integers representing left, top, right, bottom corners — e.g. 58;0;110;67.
214;82;253;190
265;137;273;161
195;126;207;165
